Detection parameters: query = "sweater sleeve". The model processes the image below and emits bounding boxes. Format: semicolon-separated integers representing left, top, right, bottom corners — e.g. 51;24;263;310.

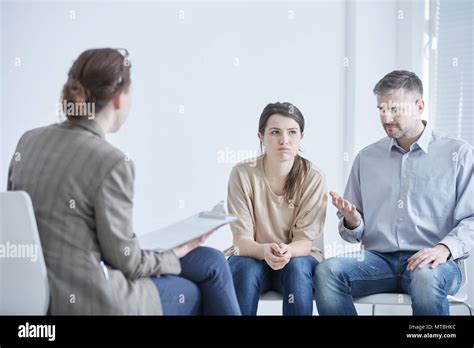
291;168;328;243
227;165;256;239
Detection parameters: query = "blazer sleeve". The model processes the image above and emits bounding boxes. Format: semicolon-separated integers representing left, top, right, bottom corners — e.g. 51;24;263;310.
94;156;181;280
7;131;28;190
7;156;13;190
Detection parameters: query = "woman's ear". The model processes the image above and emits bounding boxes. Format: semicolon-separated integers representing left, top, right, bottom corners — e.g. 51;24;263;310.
300;131;304;140
112;93;121;110
257;132;264;142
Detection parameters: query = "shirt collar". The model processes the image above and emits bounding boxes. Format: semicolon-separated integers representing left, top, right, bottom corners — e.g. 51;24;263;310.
388;120;432;154
61;119;105;138
415;121;432;153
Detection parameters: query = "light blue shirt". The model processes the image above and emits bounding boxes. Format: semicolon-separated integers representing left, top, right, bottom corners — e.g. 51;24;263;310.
339;122;474;260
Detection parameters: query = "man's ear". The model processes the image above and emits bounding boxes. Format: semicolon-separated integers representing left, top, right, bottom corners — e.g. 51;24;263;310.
416;98;425;115
112;93;121;110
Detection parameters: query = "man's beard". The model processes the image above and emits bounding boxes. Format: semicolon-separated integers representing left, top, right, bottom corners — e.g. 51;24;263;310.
384;124;409;139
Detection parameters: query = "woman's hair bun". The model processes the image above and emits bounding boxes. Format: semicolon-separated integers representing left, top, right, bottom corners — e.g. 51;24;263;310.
60;48;132;120
62;78;89;104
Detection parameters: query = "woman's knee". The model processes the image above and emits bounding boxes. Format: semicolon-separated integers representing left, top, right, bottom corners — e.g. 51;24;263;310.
191;246;226;267
153;275;202;315
193;246;226;262
228;255;266;280
179;278;201;307
282;256;317;277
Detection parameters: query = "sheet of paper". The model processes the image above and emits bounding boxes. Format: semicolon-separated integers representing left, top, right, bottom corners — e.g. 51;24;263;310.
138;213;237;251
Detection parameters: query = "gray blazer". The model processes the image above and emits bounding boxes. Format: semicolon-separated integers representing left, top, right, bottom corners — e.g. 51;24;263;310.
7;120;181;314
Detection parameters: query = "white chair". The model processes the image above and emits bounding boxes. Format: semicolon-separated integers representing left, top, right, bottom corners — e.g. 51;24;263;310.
353;259;472;315
258;236;324;314
0;191;50;315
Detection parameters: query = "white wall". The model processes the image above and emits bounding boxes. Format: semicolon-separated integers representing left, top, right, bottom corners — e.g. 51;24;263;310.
1;0;346;251
1;0;471;314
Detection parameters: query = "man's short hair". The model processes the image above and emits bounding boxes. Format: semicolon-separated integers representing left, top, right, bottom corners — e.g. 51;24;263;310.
373;70;423;98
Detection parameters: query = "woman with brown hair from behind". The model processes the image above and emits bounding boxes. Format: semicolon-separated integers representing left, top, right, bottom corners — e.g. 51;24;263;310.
7;48;241;315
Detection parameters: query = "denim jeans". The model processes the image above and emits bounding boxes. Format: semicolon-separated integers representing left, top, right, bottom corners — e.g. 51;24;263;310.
314;250;462;315
228;255;318;315
151;246;241;315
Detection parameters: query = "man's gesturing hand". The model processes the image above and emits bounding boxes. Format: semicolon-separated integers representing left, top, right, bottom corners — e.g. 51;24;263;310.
329;191;362;229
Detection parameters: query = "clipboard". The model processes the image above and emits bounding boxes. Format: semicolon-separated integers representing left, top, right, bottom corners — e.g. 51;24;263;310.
138;201;237;252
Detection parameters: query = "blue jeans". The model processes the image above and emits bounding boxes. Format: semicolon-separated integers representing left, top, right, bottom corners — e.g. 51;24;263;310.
228;255;318;316
314;250;462;315
151;246;241;315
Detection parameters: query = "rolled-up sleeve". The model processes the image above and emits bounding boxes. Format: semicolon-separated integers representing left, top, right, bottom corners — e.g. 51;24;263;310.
95;157;181;280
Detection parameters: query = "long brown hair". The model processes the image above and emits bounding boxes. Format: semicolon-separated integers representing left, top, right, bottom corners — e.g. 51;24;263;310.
258;102;310;203
61;48;131;120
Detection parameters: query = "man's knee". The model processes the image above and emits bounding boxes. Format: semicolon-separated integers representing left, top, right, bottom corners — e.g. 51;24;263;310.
314;257;348;285
410;267;442;292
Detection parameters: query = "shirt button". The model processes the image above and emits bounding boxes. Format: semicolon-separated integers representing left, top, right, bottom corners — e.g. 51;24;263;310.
401;239;406;243
398;217;403;222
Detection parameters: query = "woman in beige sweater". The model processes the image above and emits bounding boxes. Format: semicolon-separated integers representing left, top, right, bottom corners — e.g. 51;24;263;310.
227;102;328;315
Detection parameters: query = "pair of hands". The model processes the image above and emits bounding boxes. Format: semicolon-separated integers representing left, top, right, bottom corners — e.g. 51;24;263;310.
329;191;451;270
172;229;216;259
264;243;292;270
